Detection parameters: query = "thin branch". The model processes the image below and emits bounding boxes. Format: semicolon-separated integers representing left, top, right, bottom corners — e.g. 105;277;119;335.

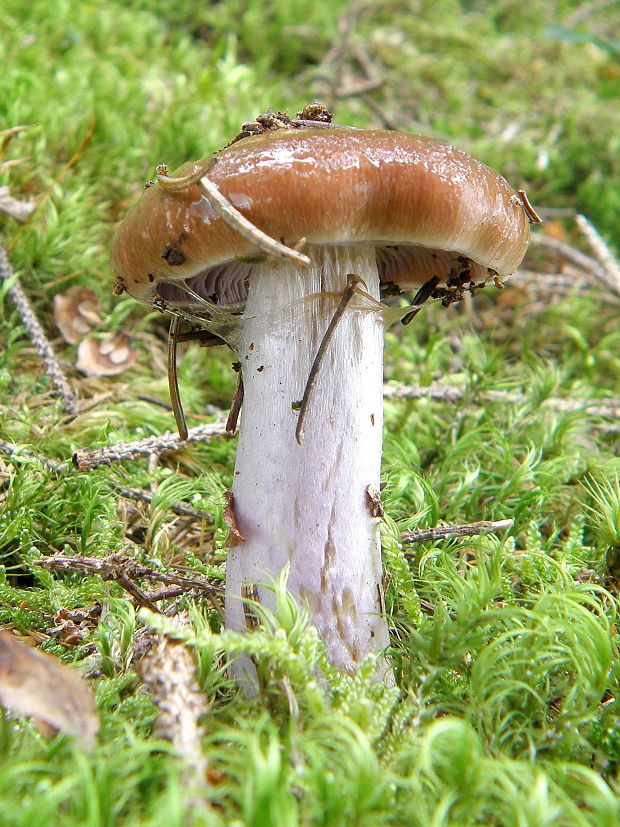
575;214;620;295
68;376;620;474
0;438;69;473
0;440;213;521
402;519;514;546
383;381;469;403
112;484;213;522
383;382;620;430
0;243;79;415
225;372;244;435
8;376;616;480
511;268;601;296
528;233;602;274
72;415;229;470
33;553;224;604
314;0;370;107
536;207;577;219
145;585;195;603
359;93;399;130
138;622;208;780
528;232;620;296
518;215;620;298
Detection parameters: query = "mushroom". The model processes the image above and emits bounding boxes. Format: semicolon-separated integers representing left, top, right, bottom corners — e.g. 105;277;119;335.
54;286;102;345
110;118;531;690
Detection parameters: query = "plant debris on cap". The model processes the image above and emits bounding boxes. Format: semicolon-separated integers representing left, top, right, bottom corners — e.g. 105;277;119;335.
110;125;531;330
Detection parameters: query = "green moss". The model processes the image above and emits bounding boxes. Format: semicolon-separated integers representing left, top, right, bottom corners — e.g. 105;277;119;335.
1;0;620;822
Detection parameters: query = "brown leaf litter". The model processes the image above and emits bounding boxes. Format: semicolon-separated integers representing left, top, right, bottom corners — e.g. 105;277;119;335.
0;629;99;749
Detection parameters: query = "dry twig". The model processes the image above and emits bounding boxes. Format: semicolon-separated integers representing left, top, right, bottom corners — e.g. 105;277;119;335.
528;228;620;298
68;375;620;476
511;268;599;296
574;214;620;295
72;414;229;470
114;484;213;522
383;382;620;432
313;1;379;105
33;554;224;612
0;438;68;473
138;624;208;779
0;440;213;521
528;233;603;277
401;518;513;546
0;243;79;415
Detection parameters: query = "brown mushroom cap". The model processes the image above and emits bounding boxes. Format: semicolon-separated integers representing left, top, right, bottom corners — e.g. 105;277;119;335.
110;127;530;311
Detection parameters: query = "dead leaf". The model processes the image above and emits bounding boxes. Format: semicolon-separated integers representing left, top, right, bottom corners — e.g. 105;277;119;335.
54;286;101;344
47;605;102;648
76;332;138;376
365;483;384;518
222;491;245;547
0;186;36;222
0;630;99;748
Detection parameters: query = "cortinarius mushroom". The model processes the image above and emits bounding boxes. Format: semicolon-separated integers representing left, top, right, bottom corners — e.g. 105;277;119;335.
110;112;531;688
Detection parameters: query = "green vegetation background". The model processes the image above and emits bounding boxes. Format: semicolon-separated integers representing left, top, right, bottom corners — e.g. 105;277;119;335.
1;0;620;824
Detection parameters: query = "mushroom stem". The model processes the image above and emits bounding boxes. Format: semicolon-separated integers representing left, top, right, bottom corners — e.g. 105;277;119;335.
225;245;390;690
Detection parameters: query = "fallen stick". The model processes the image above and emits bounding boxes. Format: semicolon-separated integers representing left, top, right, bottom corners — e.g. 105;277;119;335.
0;440;213;522
138;626;208;779
33;553;224;612
72;416;229;470
401;518;514;545
7;376;617;480
69;382;620;472
528;232;620;297
575;213;620;295
0;243;79;415
383;383;620;431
